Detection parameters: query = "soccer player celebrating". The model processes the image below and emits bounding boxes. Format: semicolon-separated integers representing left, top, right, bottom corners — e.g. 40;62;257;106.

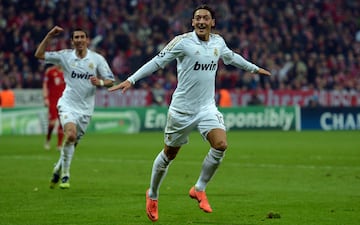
109;4;271;222
43;64;65;151
35;26;115;189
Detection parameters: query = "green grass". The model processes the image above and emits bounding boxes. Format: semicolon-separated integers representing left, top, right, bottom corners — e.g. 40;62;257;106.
0;131;359;225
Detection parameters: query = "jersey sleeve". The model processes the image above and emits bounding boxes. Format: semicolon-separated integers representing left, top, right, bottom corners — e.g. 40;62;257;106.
219;37;259;73
154;35;185;68
96;54;115;81
44;51;62;65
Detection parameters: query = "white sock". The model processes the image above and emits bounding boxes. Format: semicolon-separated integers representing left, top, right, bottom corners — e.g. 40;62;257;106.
61;144;75;178
149;150;172;199
53;154;63;175
195;148;225;191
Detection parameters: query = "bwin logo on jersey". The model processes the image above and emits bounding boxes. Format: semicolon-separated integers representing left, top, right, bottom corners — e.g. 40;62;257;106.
71;71;94;79
193;61;217;71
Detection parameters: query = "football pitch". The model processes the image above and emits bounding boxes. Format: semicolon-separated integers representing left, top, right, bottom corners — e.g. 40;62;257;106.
0;131;359;225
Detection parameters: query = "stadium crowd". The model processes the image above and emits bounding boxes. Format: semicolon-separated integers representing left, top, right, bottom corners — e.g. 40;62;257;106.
0;0;359;95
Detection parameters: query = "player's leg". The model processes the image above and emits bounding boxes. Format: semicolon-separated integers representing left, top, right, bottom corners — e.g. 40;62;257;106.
58;113;90;189
148;145;180;199
49;153;63;188
148;110;194;199
59;122;77;189
146;109;193;221
190;110;227;212
49;125;67;188
146;145;180;222
195;128;227;191
49;113;64;187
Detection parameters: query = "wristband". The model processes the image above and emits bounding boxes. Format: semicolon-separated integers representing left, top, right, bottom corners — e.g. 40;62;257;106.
127;78;135;85
99;79;104;86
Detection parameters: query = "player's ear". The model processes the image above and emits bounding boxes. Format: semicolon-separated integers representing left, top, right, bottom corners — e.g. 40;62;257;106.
191;18;195;27
211;19;215;28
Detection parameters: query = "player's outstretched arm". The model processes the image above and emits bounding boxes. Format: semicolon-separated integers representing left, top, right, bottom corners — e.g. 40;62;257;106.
257;68;271;76
108;80;132;93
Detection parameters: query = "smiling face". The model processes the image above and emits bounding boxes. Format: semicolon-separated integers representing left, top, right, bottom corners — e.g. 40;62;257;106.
71;30;89;53
192;8;215;41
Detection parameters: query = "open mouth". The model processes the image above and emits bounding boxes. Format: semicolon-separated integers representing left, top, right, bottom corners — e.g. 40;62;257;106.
75;43;85;48
197;25;206;32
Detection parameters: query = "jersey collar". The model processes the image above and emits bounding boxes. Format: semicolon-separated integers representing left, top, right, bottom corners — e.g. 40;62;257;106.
192;31;212;44
72;48;89;60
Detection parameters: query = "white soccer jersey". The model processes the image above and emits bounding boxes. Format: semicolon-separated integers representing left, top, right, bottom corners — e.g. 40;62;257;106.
129;31;259;114
45;49;114;115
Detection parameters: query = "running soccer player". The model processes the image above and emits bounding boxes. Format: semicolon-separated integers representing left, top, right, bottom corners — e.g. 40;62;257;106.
109;4;271;222
43;64;65;151
35;26;115;189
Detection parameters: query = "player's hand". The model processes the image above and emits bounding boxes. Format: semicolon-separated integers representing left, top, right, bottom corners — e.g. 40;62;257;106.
47;26;64;38
90;76;100;86
258;68;271;76
108;80;132;93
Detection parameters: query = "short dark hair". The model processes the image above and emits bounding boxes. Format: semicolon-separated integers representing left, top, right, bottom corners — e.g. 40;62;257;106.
193;5;215;20
70;28;88;39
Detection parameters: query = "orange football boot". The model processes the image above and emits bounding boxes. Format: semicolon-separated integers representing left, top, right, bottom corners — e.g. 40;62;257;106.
189;186;213;213
146;189;159;221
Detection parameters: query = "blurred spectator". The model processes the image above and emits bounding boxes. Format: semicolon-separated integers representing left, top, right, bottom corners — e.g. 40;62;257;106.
0;0;359;94
218;89;233;107
151;80;166;106
247;93;263;106
112;50;129;77
163;72;177;91
0;82;15;108
307;95;321;108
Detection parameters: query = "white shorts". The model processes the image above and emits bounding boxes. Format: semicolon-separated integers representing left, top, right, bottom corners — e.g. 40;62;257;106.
164;107;226;147
58;108;91;142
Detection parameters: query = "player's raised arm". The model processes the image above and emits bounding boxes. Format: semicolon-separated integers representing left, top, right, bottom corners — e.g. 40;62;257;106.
34;26;64;60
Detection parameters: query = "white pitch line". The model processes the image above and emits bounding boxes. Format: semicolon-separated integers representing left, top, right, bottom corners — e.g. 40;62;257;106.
1;155;360;170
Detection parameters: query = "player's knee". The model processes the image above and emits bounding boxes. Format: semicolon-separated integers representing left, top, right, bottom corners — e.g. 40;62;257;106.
164;147;180;160
213;140;227;151
165;151;178;160
65;131;77;144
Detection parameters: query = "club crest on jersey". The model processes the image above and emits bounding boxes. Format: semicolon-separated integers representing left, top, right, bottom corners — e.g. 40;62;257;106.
89;63;94;70
214;48;218;56
194;61;217;71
